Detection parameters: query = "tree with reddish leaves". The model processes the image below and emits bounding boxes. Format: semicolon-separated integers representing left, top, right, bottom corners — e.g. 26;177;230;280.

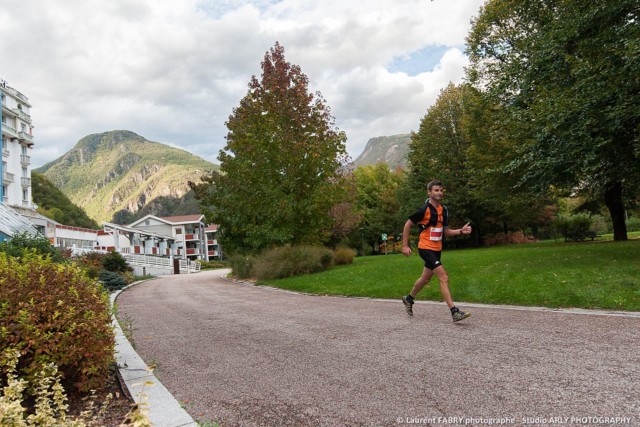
192;42;348;254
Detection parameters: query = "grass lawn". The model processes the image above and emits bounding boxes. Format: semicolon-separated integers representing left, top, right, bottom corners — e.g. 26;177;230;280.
261;239;640;311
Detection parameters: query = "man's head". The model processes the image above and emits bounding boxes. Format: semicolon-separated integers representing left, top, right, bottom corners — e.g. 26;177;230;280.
426;179;444;202
426;179;443;192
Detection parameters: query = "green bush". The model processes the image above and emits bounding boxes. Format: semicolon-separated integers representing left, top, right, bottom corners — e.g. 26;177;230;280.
334;247;356;265
102;251;132;273
98;269;128;292
0;232;65;263
626;217;640;232
555;214;593;241
252;245;334;280
228;254;255;279
0;252;115;393
199;260;227;269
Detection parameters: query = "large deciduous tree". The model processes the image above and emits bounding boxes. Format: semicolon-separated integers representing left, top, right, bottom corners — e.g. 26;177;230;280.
466;0;640;240
352;164;405;253
191;42;347;254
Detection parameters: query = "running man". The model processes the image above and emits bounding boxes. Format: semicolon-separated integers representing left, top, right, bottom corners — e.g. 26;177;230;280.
401;179;472;322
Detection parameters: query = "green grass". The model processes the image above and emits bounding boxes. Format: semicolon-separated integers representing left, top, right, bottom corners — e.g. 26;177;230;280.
261;239;640;311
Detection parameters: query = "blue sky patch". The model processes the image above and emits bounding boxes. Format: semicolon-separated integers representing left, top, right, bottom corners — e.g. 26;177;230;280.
388;45;453;75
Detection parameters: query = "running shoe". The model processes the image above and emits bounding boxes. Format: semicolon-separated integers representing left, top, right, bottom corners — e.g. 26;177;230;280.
402;295;414;317
452;310;471;322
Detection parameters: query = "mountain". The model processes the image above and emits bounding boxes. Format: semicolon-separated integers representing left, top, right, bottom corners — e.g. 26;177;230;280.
31;172;100;229
353;134;411;169
35;130;218;224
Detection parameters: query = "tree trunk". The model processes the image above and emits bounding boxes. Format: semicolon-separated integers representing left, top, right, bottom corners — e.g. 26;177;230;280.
604;181;627;241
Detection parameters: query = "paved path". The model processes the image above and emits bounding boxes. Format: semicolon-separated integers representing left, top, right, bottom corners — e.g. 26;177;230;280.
115;269;639;426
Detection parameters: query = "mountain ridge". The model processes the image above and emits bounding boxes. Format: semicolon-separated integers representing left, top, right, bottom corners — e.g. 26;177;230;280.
35;130;218;224
353;134;411;169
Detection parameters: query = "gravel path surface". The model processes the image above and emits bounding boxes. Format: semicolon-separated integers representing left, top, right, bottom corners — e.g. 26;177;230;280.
115;269;639;427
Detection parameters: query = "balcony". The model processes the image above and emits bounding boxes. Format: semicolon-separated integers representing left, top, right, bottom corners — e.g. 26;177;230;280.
2;123;18;138
22;200;37;209
3;171;14;183
20;154;30;165
21;177;31;187
186;248;197;255
12;108;31;123
185;233;199;241
2;148;8;157
18;132;33;146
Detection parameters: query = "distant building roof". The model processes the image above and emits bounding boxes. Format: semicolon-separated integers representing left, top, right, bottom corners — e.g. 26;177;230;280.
158;214;205;223
0;203;39;239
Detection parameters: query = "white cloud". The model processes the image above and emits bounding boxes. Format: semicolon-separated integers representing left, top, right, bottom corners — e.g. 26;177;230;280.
0;0;484;168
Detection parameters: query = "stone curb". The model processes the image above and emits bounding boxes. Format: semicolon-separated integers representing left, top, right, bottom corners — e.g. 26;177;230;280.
111;281;198;427
224;274;640;318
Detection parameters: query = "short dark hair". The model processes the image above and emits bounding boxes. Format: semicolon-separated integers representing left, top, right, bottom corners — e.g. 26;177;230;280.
426;180;443;191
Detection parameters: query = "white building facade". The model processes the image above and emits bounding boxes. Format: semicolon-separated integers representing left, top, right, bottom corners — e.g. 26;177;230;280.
1;79;35;210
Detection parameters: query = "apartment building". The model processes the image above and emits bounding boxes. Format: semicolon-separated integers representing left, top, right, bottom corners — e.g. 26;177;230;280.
129;214;221;261
1;79;35;210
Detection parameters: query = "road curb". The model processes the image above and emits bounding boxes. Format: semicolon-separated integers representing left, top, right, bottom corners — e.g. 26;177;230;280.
111;281;198;427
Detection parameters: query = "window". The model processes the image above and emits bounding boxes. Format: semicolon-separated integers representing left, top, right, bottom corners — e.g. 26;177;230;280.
23;189;28;201
145;220;150;225
21;123;26;133
21;145;27;155
22;167;28;177
175;228;182;234
2;137;6;149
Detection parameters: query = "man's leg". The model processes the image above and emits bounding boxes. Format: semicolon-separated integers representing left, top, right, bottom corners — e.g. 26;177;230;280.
410;267;433;298
433;266;454;308
433;266;470;322
403;268;433;316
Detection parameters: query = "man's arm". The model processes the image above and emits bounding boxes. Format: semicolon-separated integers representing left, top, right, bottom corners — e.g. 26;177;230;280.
444;222;472;237
402;219;414;256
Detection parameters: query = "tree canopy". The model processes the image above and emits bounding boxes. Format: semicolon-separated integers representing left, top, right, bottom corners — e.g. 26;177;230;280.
466;0;640;240
191;42;347;254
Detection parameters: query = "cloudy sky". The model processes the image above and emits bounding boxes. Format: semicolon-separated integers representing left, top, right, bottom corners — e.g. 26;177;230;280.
1;0;485;168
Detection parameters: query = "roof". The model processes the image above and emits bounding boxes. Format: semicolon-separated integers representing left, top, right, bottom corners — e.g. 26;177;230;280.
159;214;205;223
128;214;206;228
103;222;175;241
0;203;39;238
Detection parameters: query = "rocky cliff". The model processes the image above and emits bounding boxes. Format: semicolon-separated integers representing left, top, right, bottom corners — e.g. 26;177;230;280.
353;134;411;169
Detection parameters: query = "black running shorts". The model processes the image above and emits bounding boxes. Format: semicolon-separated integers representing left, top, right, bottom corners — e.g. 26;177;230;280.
418;249;443;270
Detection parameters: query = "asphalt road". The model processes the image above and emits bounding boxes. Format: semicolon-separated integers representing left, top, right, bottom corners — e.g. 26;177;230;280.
115;269;639;427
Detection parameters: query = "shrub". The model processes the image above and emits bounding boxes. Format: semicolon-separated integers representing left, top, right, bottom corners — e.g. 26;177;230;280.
98;270;128;292
626;217;640;232
228;254;255;279
484;231;534;246
555;214;593;241
0;252;115;393
1;347;150;426
198;260;227;269
252;245;334;280
74;252;107;279
102;251;132;274
334;247;356;265
0;232;65;263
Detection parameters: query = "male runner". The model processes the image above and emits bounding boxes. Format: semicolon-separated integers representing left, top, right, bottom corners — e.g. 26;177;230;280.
401;179;472;322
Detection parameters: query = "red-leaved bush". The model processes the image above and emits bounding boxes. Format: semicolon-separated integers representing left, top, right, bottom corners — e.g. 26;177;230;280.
0;251;115;393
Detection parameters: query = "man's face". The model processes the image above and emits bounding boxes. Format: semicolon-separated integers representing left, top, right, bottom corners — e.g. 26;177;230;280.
428;185;444;201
